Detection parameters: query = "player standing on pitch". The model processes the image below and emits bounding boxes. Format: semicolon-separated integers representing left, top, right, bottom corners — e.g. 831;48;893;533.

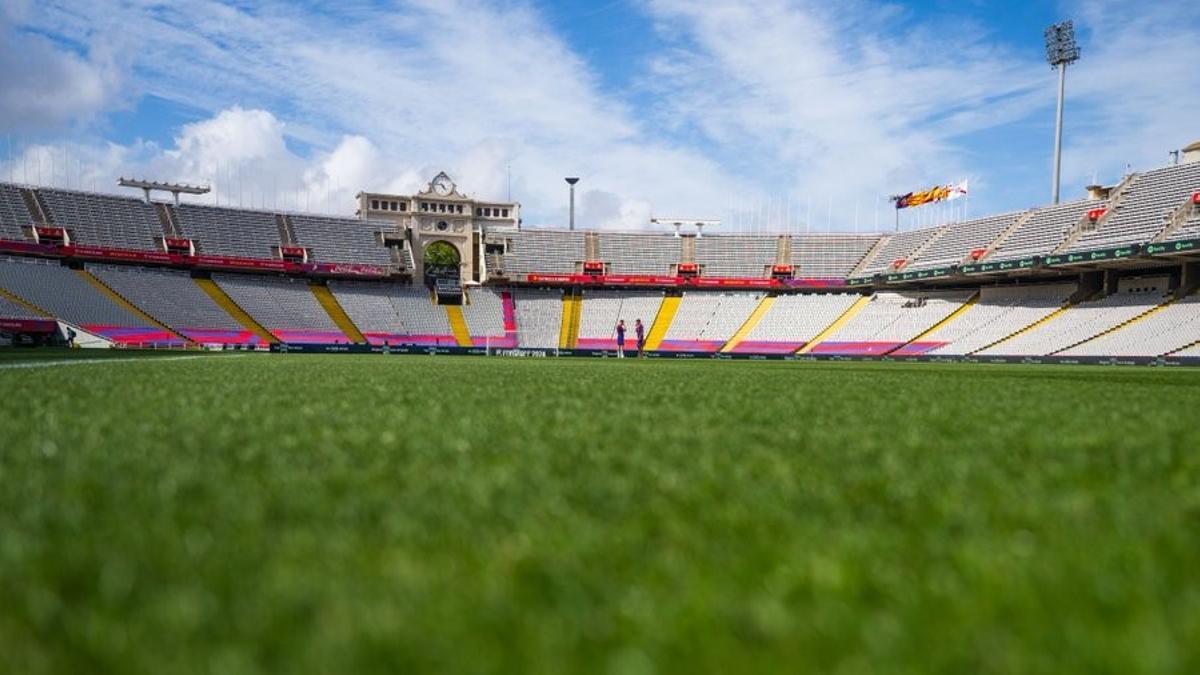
615;319;626;358
635;319;645;357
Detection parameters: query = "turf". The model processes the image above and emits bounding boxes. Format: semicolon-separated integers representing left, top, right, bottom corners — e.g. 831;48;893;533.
1;353;1198;674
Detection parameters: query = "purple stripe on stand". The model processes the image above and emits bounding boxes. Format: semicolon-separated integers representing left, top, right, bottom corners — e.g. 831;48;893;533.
809;341;903;355
730;340;806;354
363;333;459;347
890;341;948;356
82;324;187;346
657;339;725;353
180;328;264;345
272;329;350;344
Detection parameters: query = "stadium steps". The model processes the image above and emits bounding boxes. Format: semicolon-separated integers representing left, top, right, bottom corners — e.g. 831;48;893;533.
720;295;776;353
644;295;681;351
979;209;1036;260
559;290;582;349
1150;199;1198;243
155;203;180;238
970;302;1076;355
310;282;366;344
1052;173;1139;254
445;305;472;347
1050;295;1179;356
19;187;50;224
797;294;871;354
76;269;191;343
276;214;297;247
888;291;980;354
193;277;277;344
848;235;890;278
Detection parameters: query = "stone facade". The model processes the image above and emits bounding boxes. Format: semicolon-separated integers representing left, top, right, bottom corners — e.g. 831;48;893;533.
356;172;519;282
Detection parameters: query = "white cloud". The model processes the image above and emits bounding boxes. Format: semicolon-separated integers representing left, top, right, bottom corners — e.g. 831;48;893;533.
3;0;1197;231
0;3;125;131
1059;0;1200;184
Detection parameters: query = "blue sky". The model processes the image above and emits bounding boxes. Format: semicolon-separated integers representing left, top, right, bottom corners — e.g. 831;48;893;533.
1;0;1197;231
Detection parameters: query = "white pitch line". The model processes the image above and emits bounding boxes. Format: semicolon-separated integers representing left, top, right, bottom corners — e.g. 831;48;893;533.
0;354;246;371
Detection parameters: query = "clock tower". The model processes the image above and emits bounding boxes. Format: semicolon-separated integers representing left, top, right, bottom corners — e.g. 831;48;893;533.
356;171;520;284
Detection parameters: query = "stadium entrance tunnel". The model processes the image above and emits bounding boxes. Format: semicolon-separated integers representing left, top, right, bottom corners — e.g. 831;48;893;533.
424;239;463;303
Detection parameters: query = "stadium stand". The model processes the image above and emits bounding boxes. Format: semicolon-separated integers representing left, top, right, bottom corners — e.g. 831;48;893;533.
89;264;262;345
576;289;663;349
1163;196;1200;242
329;281;455;346
694;235;776;277
595;232;679;275
791;233;881;278
176;204;282;259
502;230;586;275
461;287;512;346
40;188;164;251
0;256;179;344
214;272;346;343
512;288;563;349
1066;162;1200;251
290;214;393;265
659;291;764;351
0;292;39;318
0;184;33;240
920;283;1076;355
986;199;1100;262
907;212;1023;270
978;277;1170;356
1058;290;1200;357
860;227;942;274
734;293;862;353
809;290;976;355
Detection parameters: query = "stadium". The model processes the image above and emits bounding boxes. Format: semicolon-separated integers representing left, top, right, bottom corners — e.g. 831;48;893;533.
3;154;1200;361
3;3;1200;674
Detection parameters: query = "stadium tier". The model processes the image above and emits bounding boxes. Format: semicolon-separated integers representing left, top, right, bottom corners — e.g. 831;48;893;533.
176;204;283;259
790;233;881;278
0;256;182;344
978;277;1170;357
733;292;861;353
88;264;264;345
906;212;1023;271
512;288;563;349
41;188;166;251
1065;162;1200;252
575;290;663;349
290;214;394;266
0;183;33;241
920;283;1077;355
214;272;348;344
659;291;764;352
985;199;1100;263
2;155;1200;359
807;290;976;355
329;280;456;346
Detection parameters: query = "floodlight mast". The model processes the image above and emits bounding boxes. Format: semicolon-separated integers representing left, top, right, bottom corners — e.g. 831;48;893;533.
1045;20;1081;205
118;177;210;206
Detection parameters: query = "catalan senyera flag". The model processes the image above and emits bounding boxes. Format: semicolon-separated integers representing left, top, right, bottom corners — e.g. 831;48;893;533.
895;180;968;209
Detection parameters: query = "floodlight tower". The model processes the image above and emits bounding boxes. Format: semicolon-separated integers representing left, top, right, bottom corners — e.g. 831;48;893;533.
565;177;580;230
1045;20;1081;204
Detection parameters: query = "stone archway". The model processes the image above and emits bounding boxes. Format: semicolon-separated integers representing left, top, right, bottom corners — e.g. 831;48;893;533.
422;238;464;287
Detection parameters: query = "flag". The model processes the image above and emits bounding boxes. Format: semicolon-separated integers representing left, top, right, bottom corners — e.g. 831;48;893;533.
894;180;967;209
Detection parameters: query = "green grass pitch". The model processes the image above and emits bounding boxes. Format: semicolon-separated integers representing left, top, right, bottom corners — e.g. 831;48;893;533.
1;352;1198;673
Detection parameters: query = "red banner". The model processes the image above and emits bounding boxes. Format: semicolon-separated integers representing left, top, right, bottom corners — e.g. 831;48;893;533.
0;318;58;333
524;273;845;289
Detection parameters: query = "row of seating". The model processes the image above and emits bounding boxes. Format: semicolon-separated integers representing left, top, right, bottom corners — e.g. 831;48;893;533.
4;158;1199;280
4;255;1200;356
